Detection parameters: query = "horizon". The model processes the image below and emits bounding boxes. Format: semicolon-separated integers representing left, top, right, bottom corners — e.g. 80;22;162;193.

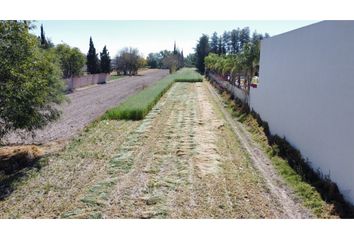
31;20;318;57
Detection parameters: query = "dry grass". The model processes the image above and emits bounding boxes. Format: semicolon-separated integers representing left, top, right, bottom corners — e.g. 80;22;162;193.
0;120;139;218
98;82;287;218
1;81;314;218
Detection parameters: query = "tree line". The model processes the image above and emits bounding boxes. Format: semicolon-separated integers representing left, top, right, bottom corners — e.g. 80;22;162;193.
146;42;184;73
39;25;112;77
0;21;171;141
194;27;269;94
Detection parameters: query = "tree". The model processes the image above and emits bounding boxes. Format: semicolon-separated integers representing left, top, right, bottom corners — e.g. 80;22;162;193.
86;37;100;74
184;53;196;67
100;46;111;73
230;28;240;54
210;32;219;54
195;34;210;73
222;31;231;53
173;41;177;55
217;36;226;55
116;47;144;75
239;27;251;50
159;44;184;72
162;55;179;73
39;24;54;49
40;24;47;47
0;21;65;141
147;52;163;68
55;43;86;78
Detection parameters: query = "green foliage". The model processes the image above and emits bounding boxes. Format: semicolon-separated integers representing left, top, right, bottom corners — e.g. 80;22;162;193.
184;53;196;68
195;34;210;73
103;68;202;120
87;37;100;74
40;24;46;47
205;33;263;94
0;21;65;140
55;43;86;78
210;32;219;54
100;46;111;73
147;52;163;68
39;24;54;49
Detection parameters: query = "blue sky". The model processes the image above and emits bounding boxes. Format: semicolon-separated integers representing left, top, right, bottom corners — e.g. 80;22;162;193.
31;20;318;57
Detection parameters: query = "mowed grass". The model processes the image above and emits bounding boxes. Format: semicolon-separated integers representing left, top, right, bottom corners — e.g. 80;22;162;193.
103;68;203;120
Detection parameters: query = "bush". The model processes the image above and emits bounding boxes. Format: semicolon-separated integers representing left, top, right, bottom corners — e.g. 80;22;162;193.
0;21;65;142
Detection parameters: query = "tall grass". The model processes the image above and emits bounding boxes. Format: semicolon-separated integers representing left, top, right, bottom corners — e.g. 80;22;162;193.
103;68;203;120
174;68;203;82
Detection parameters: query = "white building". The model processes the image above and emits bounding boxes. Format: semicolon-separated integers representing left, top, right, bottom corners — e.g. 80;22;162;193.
251;21;354;204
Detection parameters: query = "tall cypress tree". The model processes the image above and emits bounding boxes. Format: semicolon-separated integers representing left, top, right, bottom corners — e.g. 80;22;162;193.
210;32;219;54
195;34;210;73
87;37;100;74
40;24;48;48
173;41;177;55
100;45;111;73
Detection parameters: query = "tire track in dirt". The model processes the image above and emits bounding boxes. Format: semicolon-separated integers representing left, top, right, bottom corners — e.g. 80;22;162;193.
205;81;313;218
84;82;298;218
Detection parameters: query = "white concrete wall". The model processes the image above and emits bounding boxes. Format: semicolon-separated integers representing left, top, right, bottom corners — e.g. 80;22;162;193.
251;21;354;204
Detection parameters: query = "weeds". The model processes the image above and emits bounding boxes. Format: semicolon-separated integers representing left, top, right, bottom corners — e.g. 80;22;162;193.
210;79;354;218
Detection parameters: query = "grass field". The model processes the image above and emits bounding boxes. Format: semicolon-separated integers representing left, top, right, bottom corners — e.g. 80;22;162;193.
174;68;203;82
103;68;203;120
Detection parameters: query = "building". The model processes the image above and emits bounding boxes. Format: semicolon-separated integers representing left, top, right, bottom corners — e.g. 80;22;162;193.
250;21;354;204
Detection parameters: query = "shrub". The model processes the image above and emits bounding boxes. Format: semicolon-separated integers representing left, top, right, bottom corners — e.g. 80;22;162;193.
0;21;65;142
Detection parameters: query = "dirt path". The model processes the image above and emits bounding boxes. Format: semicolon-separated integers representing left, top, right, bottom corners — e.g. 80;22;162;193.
4;69;169;145
67;82;309;218
205;81;313;218
0;81;312;218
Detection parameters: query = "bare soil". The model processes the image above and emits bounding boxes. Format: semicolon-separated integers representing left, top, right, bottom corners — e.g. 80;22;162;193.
3;69;169;145
66;82;309;218
0;81;313;218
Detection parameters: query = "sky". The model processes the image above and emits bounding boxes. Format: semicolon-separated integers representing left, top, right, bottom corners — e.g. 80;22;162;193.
31;20;318;57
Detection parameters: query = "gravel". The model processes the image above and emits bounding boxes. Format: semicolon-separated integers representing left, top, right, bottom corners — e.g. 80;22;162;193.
4;69;169;144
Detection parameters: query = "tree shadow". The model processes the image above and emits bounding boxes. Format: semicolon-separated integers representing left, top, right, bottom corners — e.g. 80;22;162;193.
0;157;44;201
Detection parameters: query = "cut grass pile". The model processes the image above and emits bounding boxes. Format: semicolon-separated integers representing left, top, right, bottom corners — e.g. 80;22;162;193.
103;68;203;120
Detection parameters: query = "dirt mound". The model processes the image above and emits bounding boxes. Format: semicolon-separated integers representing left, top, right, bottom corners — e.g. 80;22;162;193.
0;145;44;173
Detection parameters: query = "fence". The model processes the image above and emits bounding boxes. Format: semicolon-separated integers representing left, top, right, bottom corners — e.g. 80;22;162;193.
64;73;109;91
208;73;248;103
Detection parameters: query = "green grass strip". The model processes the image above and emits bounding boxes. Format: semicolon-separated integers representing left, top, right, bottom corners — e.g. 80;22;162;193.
103;68;203;120
174;68;203;82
